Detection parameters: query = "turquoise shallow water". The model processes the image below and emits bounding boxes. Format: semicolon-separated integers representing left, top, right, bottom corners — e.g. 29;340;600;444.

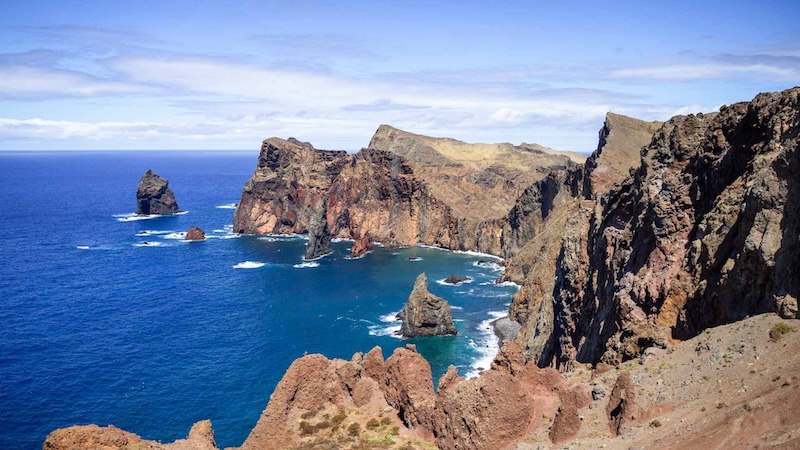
0;151;517;449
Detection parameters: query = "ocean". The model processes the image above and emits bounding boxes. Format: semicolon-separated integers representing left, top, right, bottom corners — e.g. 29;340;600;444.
0;151;518;449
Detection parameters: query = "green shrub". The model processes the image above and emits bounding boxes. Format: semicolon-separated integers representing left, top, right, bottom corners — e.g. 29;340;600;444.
348;422;361;437
770;322;796;342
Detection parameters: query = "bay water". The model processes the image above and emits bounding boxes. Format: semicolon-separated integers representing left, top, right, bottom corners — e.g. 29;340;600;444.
0;151;517;448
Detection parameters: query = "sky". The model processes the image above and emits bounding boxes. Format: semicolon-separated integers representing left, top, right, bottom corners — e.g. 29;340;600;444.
1;0;799;152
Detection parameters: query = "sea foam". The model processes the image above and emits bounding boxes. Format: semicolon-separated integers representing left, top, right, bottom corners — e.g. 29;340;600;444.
215;203;238;209
465;310;507;379
233;261;266;269
293;262;319;268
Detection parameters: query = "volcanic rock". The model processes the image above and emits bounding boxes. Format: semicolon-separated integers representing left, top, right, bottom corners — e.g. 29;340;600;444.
398;273;457;337
607;372;638;436
234;127;583;257
43;420;216;450
349;232;373;258
303;202;332;260
443;274;470;284
185;226;205;241
382;346;436;435
582;112;662;199
136;169;178;215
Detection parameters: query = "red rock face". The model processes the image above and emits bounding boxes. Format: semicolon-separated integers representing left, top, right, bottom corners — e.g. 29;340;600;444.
349;233;373;258
381;346;436;436
43;420;216;450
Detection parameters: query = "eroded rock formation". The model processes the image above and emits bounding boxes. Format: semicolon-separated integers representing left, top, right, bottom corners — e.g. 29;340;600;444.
398;273;457;337
136;169;178;215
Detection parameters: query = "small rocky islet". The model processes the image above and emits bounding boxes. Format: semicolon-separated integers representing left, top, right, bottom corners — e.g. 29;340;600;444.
135;169;178;215
46;87;800;449
397;273;457;338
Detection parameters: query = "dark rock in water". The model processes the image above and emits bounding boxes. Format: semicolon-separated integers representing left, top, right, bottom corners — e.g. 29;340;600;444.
185;226;205;241
136;169;178;215
398;273;457;337
304;203;332;260
443;274;471;285
350;233;373;258
408;252;421;261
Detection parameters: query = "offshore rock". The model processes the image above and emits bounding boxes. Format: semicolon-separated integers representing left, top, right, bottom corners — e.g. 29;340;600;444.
398;273;457;337
136;169;178;215
303;202;332;260
443;274;470;284
184;226;205;241
349;232;373;258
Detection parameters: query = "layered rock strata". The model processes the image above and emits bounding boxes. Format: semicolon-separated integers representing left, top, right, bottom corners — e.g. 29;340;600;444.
136;169;178;215
398;273;457;337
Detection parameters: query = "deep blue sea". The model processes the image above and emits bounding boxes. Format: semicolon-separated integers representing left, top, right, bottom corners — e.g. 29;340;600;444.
0;151;518;449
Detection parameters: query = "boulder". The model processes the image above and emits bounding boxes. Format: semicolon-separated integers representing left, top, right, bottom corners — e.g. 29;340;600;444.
443;274;470;285
136;169;178;215
398;273;457;337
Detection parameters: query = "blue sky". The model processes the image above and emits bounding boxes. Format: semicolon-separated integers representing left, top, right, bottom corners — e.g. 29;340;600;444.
1;1;798;151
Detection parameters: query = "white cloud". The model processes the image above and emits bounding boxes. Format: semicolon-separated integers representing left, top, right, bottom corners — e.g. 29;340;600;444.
611;63;797;81
0;65;153;98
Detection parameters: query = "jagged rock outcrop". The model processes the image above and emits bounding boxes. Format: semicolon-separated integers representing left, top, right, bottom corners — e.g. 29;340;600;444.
398;273;457;337
136;170;178;215
43;420;216;450
511;87;800;369
606;371;638;436
303;201;333;260
185;226;205;241
382;345;436;436
349;233;373;258
583;113;662;199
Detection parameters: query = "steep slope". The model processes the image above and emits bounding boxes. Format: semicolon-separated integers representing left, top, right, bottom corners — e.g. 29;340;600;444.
582;113;662;198
515;87;800;369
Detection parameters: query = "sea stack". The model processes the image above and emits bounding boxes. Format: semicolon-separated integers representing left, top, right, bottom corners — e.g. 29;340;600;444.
304;205;332;260
398;273;457;337
136;169;178;215
350;233;373;258
185;226;205;241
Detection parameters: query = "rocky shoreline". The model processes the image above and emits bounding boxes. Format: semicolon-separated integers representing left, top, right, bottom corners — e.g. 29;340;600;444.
45;86;800;450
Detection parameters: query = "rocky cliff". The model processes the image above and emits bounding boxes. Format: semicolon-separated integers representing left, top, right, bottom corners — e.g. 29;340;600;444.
398;273;457;337
233;126;584;257
508;87;800;369
136;169;178;215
